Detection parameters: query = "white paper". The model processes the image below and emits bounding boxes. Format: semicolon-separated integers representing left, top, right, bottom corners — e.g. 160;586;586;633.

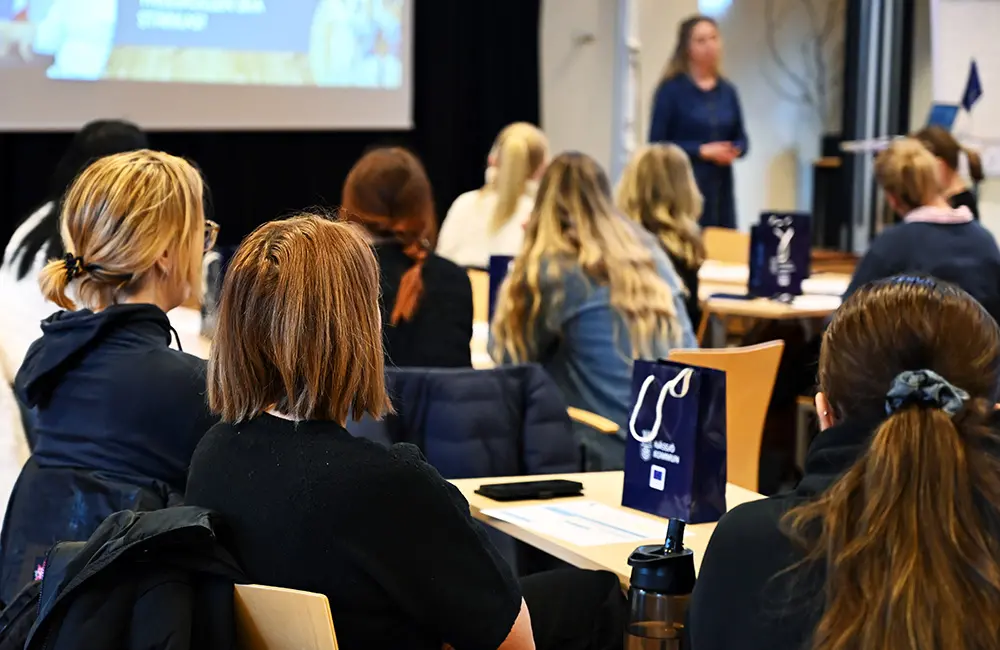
698;261;749;284
481;500;682;547
801;275;850;297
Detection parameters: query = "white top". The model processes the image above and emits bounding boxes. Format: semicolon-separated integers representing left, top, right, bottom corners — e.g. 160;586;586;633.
0;202;59;383
437;180;538;269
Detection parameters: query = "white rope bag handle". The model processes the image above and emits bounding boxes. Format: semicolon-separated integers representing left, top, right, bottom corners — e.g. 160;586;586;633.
628;367;695;444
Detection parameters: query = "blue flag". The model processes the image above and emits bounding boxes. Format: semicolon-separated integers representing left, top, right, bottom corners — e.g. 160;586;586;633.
962;59;983;112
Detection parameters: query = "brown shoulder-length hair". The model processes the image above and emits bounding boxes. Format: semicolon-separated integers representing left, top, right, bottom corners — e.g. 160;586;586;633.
913;125;985;183
662;15;719;81
783;275;1000;650
208;214;392;424
341;147;437;325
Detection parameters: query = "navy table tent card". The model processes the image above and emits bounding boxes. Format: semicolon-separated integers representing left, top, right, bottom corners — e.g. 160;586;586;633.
622;360;727;524
748;212;811;298
488;255;514;320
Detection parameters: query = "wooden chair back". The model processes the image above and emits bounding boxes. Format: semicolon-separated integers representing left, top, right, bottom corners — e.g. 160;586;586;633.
703;227;750;265
668;341;785;491
234;584;339;650
468;269;490;324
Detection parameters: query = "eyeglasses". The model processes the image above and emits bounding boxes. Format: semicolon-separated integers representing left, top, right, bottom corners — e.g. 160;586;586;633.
204;220;220;252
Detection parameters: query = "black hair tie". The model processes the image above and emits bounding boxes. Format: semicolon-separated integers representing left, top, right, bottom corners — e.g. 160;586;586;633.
63;254;84;281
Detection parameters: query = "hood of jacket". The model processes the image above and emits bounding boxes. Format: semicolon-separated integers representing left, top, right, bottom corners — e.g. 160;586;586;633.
28;506;244;648
14;303;173;408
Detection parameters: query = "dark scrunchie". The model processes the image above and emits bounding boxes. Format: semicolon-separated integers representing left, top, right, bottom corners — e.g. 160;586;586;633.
885;369;970;417
63;254;85;281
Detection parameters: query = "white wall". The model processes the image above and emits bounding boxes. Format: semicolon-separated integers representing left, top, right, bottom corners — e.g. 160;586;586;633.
540;0;844;231
916;0;1000;234
540;0;620;174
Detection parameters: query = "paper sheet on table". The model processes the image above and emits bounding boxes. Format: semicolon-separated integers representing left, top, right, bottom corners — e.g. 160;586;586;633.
698;261;749;284
481;500;679;547
801;275;850;296
790;294;842;311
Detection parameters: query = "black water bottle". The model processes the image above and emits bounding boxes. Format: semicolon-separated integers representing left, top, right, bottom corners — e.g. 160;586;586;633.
624;519;696;650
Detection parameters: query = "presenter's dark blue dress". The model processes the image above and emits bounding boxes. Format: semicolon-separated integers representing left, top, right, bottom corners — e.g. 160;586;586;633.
649;74;748;230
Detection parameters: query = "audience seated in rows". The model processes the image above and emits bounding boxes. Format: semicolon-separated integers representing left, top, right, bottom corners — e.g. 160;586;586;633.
185;214;624;650
438;122;549;268
691;275;1000;650
0;150;217;603
617;143;706;327
342;147;473;368
845;138;1000;322
490;152;696;469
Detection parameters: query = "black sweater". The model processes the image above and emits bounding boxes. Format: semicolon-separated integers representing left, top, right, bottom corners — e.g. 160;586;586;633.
185;415;522;650
668;253;702;329
949;189;980;221
377;243;473;368
688;419;874;650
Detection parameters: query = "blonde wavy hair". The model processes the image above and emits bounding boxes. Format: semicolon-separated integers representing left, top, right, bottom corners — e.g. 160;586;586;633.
875;138;945;213
39;149;206;311
486;122;548;234
491;152;682;362
617;144;705;269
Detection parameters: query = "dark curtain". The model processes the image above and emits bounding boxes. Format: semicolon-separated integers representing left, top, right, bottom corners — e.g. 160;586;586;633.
0;0;541;249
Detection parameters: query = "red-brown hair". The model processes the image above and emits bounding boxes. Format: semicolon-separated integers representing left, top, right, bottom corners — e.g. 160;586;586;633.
341;147;437;324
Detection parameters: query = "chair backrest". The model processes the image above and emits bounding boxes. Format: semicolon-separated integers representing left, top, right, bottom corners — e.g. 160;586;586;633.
347;364;578;478
468;269;490;324
703;227;750;265
234;584;339;650
668;341;784;491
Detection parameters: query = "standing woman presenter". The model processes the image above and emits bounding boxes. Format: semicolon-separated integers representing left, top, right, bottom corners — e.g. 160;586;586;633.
649;15;748;230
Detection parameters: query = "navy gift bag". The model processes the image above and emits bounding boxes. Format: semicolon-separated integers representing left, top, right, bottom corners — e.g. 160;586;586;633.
622;360;727;524
488;255;514;320
748;211;811;298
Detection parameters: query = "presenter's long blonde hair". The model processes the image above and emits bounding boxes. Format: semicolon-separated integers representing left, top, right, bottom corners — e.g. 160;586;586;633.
486;122;548;234
38;150;206;311
617;144;705;269
491;152;682;363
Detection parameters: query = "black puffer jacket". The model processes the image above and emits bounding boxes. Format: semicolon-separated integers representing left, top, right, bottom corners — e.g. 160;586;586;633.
0;506;244;650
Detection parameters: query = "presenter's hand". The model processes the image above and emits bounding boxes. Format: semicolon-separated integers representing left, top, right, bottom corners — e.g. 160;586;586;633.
701;142;740;166
700;142;735;164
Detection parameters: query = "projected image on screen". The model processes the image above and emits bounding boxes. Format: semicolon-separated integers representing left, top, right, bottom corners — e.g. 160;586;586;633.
0;0;403;88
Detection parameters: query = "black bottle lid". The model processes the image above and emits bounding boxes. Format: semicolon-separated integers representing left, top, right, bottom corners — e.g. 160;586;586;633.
627;518;696;595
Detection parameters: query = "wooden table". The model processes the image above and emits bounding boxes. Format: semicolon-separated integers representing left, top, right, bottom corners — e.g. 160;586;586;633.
451;471;764;586
696;262;848;345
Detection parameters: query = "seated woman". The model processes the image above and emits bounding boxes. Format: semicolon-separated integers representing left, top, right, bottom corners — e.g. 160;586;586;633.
617;143;706;327
185;215;533;650
438;122;549;268
1;150;217;602
0;119;148;385
845;138;1000;322
490;152;696;468
689;275;1000;650
342;147;473;368
914;125;983;220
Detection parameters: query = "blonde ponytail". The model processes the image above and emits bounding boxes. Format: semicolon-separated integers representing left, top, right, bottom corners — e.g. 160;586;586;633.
40;150;206;312
487;122;549;234
39;257;76;310
490;137;530;233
